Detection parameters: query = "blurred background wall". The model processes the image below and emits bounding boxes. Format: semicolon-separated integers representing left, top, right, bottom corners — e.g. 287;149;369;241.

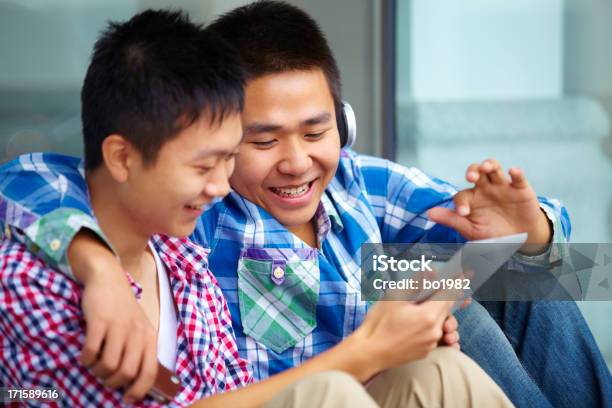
395;0;612;366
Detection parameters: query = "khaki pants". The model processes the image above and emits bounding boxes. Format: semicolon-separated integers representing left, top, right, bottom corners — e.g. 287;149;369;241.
263;347;514;408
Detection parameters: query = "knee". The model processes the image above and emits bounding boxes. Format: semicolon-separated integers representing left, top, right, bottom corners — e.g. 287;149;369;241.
425;348;512;407
367;348;470;405
403;347;471;378
369;349;512;407
425;346;477;373
383;347;484;391
376;348;458;388
455;302;512;355
268;371;375;408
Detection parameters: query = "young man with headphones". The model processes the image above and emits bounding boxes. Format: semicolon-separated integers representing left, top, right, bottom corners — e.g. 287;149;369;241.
1;1;610;407
0;8;517;408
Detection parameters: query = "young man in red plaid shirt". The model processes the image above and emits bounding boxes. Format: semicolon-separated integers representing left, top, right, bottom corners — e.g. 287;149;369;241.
0;10;253;407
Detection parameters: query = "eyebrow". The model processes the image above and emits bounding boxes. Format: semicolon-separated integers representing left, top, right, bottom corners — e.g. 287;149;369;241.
189;130;244;161
244;112;333;136
243;123;282;135
191;146;238;162
302;112;332;126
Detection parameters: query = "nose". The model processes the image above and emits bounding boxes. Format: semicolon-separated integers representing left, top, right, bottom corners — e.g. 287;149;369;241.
277;139;312;176
204;162;231;198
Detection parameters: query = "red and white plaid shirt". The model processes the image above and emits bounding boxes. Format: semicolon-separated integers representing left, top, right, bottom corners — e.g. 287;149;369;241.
0;235;252;407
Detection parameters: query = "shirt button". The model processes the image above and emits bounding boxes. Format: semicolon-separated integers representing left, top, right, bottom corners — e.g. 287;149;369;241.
50;239;61;251
273;267;285;280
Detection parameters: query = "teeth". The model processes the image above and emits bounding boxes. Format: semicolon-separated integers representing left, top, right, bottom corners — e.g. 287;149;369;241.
271;182;310;197
187;204;203;210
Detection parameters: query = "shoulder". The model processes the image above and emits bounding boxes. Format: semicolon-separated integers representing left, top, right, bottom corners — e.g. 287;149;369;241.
333;149;400;187
3;152;84;176
0;238;81;307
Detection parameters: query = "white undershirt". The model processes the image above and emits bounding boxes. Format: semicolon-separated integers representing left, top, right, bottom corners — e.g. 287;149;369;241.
149;243;178;370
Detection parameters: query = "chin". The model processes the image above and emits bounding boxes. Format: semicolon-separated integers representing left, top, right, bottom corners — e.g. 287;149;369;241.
273;207;318;228
165;224;197;238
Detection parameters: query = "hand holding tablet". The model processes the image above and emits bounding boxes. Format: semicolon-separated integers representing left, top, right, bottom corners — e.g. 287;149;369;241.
417;232;528;305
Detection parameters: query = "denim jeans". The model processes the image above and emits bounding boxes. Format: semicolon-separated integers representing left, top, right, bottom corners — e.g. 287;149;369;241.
456;300;612;408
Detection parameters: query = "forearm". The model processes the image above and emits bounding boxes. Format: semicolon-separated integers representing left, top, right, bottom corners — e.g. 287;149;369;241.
67;229;119;284
518;208;553;255
194;333;371;408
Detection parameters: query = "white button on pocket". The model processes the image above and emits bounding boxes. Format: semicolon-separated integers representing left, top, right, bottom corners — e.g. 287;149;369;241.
50;239;61;251
273;267;285;279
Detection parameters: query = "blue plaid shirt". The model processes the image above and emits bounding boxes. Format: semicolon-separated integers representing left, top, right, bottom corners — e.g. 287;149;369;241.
0;150;571;380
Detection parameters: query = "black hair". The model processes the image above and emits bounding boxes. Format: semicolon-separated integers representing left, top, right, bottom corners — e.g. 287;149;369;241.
82;9;245;170
207;0;341;107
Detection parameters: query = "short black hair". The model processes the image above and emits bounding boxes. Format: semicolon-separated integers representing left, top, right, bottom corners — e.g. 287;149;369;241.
82;9;244;171
207;1;341;107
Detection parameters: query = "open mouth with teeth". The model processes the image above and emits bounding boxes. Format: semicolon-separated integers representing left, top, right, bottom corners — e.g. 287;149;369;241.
269;180;314;198
185;204;204;211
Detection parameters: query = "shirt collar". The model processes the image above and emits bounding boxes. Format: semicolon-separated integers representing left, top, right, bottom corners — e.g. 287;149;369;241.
151;235;210;282
317;193;344;239
222;191;344;248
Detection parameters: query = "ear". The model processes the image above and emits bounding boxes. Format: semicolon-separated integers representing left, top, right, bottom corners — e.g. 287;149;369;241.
100;134;135;183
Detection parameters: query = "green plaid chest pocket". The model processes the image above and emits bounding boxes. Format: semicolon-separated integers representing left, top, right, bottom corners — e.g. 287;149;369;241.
237;247;320;354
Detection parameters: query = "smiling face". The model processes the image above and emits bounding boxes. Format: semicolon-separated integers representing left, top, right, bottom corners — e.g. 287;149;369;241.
122;113;243;238
229;68;341;239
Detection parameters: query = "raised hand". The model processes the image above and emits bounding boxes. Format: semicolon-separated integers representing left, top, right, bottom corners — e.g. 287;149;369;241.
427;158;552;254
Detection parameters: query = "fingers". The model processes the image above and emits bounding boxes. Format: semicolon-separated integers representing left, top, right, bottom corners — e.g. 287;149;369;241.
90;321;158;403
420;298;456;321
443;330;460;344
417;302;449;344
453;189;474;217
465;163;480;184
466;159;510;186
459;297;472;310
81;320;106;367
104;328;144;389
428;206;473;237
90;325;127;380
443;315;458;334
480;158;508;185
124;334;158;403
508;167;529;189
440;315;460;348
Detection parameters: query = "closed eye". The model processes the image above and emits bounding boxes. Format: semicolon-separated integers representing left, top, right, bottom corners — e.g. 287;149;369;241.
305;131;325;139
251;140;277;147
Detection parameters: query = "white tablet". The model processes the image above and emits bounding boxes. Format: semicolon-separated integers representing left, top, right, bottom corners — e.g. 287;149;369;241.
416;232;528;303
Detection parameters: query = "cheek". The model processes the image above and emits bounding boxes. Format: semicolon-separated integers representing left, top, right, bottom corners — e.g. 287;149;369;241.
315;138;341;177
226;159;236;178
231;151;272;191
125;173;158;205
156;172;202;206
